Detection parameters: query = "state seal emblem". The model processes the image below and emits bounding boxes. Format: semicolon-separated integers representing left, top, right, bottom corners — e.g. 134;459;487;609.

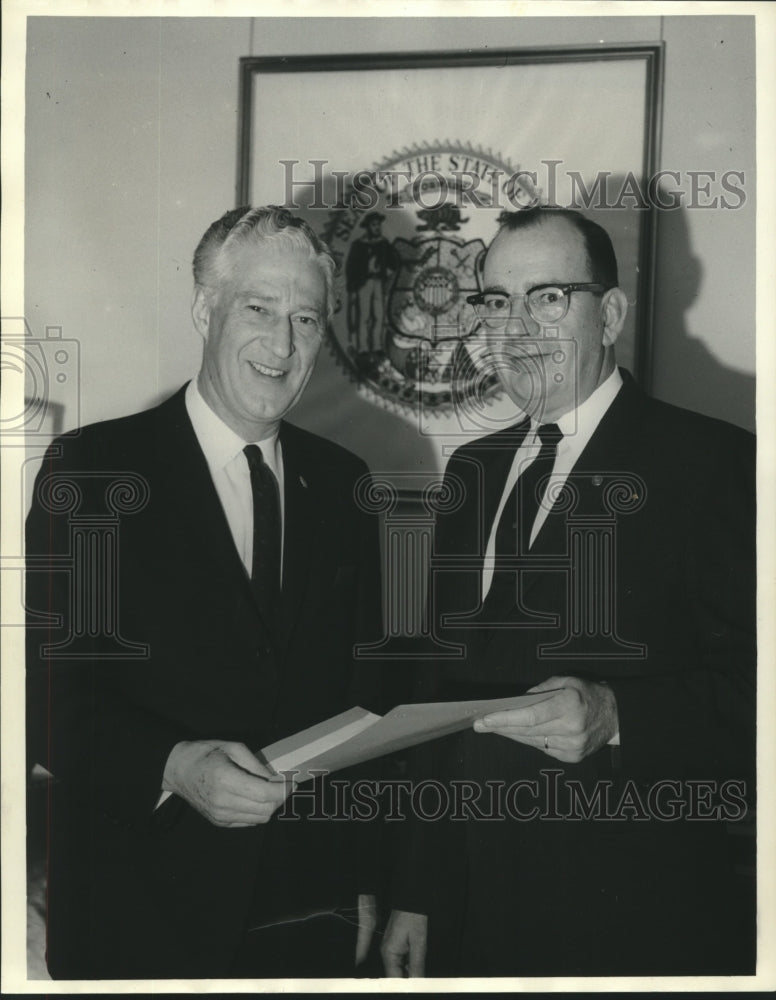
319;144;536;413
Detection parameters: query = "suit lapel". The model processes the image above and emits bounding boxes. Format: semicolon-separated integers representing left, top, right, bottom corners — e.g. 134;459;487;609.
476;416;532;532
529;372;646;552
153;386;277;641
480;424;530;549
438;419;531;629
484;372;647;621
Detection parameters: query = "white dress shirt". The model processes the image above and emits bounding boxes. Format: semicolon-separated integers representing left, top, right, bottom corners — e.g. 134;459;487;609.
157;381;285;809
185;378;284;579
481;367;623;601
480;368;623;747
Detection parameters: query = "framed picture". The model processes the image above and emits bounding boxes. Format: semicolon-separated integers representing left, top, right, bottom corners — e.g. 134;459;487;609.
237;45;663;467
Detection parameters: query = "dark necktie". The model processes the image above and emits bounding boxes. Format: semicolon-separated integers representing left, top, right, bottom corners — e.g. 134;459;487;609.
243;444;281;622
486;422;563;605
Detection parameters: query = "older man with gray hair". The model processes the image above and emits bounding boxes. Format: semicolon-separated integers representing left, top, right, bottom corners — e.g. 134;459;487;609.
26;206;384;979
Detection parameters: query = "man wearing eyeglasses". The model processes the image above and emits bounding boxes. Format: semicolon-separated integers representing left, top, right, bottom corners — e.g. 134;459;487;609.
382;207;755;977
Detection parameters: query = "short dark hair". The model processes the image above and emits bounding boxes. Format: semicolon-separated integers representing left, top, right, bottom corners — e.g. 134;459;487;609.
192;205;337;318
493;207;619;288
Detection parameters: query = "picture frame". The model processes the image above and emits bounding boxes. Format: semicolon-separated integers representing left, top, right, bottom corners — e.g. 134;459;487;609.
237;45;664;405
236;45;665;647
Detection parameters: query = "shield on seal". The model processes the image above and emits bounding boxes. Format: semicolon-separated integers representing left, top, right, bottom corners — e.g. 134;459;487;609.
386;236;486;385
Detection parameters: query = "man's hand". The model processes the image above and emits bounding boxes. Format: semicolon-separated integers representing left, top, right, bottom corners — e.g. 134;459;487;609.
381;909;427;977
473;676;619;763
162;740;291;827
355;893;378;967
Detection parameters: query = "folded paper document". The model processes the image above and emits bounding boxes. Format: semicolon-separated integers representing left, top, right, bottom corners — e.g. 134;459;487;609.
259;692;557;784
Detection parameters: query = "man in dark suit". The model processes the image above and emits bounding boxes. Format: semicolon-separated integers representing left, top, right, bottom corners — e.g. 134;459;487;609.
382;207;756;977
25;206;385;979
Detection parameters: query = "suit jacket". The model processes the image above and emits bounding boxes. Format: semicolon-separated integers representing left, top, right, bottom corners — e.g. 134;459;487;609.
25;384;385;979
393;370;756;976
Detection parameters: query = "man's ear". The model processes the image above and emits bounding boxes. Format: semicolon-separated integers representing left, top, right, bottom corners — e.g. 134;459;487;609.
191;285;212;340
601;287;628;347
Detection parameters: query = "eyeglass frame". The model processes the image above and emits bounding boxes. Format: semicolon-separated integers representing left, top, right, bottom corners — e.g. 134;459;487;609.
466;283;613;327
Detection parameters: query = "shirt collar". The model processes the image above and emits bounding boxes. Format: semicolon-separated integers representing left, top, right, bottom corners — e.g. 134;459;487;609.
185;378;281;478
554;366;623;443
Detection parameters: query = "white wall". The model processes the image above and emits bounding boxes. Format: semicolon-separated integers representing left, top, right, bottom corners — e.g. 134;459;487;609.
654;15;755;431
26;17;252;424
24;13;756;442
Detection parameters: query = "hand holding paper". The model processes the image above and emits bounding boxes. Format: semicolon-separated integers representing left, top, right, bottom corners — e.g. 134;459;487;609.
259;690;560;784
162;739;291;827
473;676;619;762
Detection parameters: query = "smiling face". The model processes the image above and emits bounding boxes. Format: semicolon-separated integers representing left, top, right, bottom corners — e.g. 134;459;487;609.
192;238;327;441
482;216;627;422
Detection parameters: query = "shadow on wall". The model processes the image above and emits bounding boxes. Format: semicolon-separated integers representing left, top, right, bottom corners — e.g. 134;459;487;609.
652;203;755;434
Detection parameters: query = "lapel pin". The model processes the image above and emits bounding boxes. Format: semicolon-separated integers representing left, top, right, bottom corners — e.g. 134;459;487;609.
299;475;308;489
592;475;603;487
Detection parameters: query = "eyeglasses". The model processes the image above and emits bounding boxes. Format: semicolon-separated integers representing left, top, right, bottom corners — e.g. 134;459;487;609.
466;283;611;328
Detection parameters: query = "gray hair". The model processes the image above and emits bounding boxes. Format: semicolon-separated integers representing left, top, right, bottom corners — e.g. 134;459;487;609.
192;205;337;319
